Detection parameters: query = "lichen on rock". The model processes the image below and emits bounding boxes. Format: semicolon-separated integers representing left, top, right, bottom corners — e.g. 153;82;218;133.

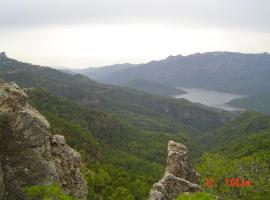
148;140;202;200
0;82;87;200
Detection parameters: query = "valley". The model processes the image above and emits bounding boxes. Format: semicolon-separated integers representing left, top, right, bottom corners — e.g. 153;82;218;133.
79;52;270;114
0;52;269;200
1;0;269;199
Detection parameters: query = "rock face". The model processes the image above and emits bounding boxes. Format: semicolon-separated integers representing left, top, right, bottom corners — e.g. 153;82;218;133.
0;52;7;60
148;141;202;200
0;82;87;200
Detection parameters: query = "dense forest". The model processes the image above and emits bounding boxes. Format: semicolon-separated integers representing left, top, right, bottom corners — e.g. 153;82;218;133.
230;93;270;114
0;55;270;199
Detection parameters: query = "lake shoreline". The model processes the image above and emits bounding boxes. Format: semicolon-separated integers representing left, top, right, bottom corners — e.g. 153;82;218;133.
174;87;246;111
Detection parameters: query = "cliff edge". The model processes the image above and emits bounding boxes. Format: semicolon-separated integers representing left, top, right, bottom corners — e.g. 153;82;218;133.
0;82;87;200
148;140;202;200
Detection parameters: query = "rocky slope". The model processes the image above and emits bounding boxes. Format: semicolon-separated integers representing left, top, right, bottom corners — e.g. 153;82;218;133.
0;82;87;200
148;141;202;200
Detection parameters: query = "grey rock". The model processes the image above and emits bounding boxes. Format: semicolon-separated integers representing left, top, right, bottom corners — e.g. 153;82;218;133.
148;140;202;200
0;82;87;200
51;134;88;197
0;52;7;60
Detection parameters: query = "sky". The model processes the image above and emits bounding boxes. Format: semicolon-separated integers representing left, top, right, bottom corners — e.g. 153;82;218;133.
0;0;269;68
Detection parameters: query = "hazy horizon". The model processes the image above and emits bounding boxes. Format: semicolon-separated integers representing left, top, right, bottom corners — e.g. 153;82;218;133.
1;0;269;68
1;50;269;70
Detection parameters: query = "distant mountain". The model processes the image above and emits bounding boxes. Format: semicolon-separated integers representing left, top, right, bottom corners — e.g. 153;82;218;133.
78;63;136;80
123;79;185;96
61;68;77;75
78;52;270;96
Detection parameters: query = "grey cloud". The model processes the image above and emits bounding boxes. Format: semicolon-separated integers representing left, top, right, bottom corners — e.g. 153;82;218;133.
0;0;269;31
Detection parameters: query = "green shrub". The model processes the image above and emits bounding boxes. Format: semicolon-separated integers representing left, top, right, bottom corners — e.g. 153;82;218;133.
24;183;80;200
176;192;215;200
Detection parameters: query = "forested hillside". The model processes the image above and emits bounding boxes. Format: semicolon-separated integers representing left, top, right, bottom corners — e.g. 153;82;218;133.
196;111;270;199
1;54;269;200
28;88;168;199
0;54;230;199
230;93;270;114
0;54;229;132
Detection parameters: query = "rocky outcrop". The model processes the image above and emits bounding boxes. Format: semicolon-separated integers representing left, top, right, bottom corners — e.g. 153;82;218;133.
51;134;87;197
0;52;7;60
0;82;87;200
148;141;202;200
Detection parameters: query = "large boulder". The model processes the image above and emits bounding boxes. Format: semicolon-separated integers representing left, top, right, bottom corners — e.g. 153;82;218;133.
148;140;202;200
0;82;87;200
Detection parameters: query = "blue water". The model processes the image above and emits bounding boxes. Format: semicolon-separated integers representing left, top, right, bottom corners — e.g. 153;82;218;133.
174;87;245;111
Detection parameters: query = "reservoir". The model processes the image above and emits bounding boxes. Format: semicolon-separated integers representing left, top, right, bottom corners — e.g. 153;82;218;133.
174;87;245;111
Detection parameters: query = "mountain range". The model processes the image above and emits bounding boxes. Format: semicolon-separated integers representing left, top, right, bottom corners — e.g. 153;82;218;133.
77;52;270;94
74;51;270;113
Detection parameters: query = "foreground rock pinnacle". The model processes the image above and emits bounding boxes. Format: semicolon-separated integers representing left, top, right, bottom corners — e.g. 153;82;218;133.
0;82;87;200
148;140;202;200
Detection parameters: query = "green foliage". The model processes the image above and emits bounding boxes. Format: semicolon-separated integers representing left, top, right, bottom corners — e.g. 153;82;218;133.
0;57;231;200
201;111;270;152
83;163;151;200
197;153;270;200
176;192;215;200
105;187;135;200
24;183;79;200
230;93;270;114
197;111;270;199
217;131;270;159
27;88;175;199
3;55;269;200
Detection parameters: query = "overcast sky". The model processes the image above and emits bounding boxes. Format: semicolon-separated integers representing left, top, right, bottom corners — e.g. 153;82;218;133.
0;0;269;68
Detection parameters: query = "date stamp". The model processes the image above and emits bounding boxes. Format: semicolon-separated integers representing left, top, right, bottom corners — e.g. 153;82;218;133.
203;177;254;189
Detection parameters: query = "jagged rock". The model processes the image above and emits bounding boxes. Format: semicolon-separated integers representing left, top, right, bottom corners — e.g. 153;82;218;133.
148;141;202;200
0;52;7;60
0;82;88;200
51;134;87;197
